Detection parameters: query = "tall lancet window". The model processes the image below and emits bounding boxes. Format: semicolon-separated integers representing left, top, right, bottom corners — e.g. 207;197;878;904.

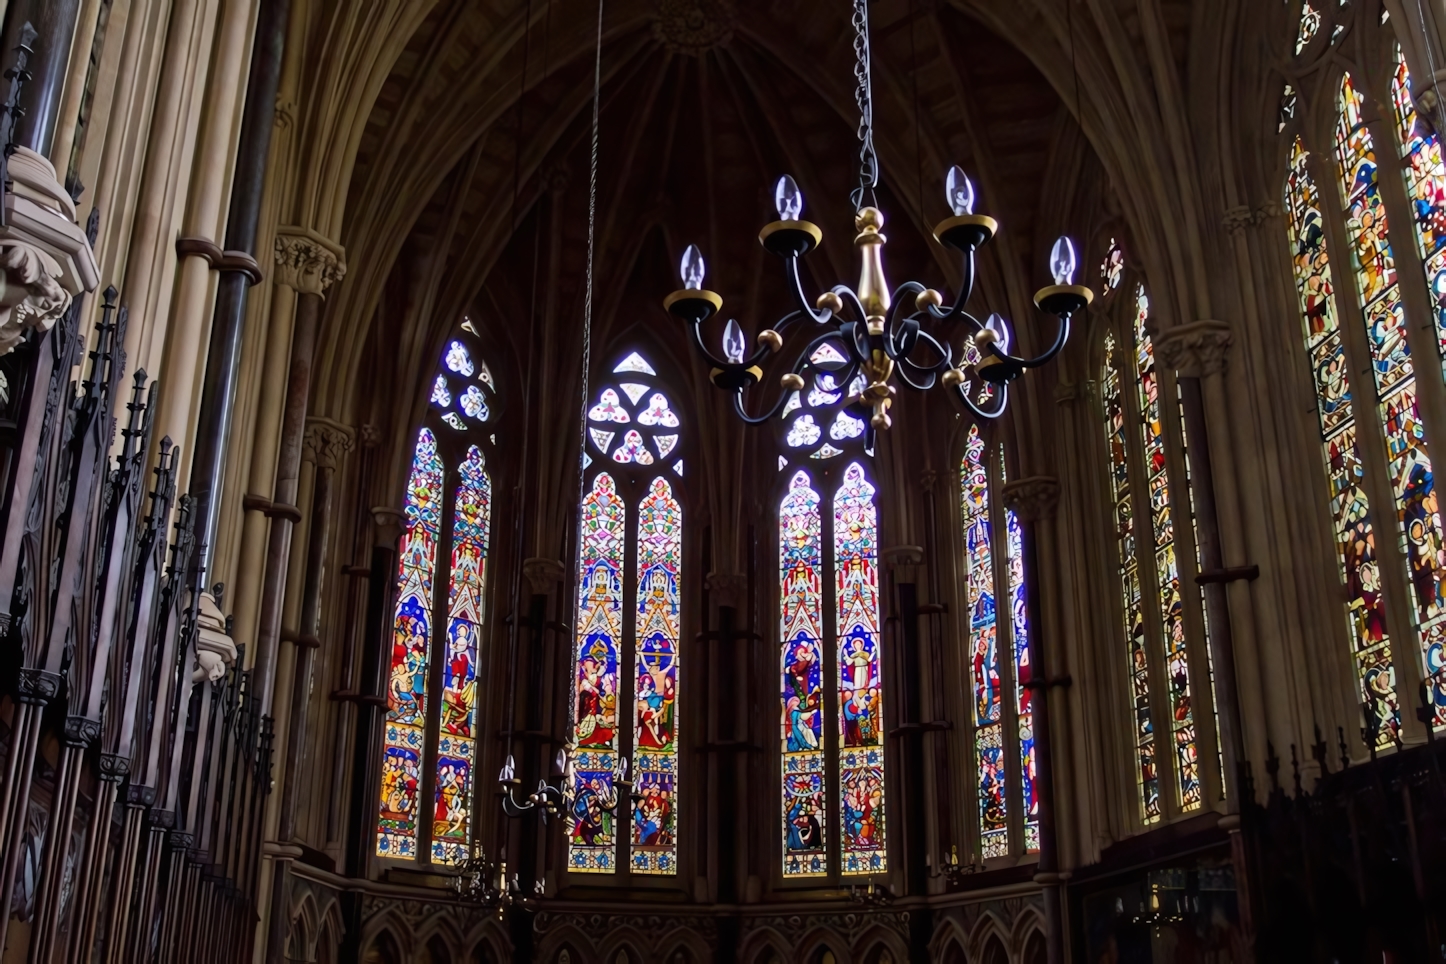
570;351;684;875
960;426;1037;860
1099;268;1217;823
378;320;498;862
778;367;885;878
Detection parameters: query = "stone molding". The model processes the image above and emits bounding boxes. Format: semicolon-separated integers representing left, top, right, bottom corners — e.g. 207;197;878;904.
63;716;101;747
274;226;347;296
1156;319;1233;378
194;591;237;683
1000;476;1061;522
524;558;566;596
0;240;70;354
371;507;406;545
16;668;61;705
302;417;356;470
174;237;264;285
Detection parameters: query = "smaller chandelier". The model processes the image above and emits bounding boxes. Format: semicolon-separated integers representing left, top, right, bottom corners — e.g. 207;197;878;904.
662;168;1091;438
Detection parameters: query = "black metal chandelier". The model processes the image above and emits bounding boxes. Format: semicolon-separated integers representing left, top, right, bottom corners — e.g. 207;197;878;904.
662;1;1091;442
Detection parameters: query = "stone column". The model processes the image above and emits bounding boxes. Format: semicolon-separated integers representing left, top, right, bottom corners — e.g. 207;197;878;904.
1000;475;1064;964
264;416;351;964
249;229;345;714
0;0;83;156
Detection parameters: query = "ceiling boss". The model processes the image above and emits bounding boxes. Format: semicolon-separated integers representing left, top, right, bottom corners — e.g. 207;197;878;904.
662;0;1091;442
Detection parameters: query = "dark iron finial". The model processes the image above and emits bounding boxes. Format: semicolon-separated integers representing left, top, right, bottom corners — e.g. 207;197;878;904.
0;23;38;229
1338;725;1349;771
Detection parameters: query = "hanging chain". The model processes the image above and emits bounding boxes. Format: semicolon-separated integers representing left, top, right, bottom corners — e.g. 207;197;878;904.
850;0;879;211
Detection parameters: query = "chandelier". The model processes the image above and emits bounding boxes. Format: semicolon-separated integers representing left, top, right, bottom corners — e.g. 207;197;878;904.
662;1;1090;439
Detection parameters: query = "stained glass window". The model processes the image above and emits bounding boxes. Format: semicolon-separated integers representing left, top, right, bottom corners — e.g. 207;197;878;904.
632;478;682;874
1390;51;1446;722
780;470;827;877
378;429;444;857
1005;508;1038;851
962;428;1006;856
1296;1;1321;54
1100;239;1124;293
1103;333;1160;822
1132;290;1201;812
433;446;491;863
1338;73;1446;733
835;462;886;874
1284;134;1400;742
572;353;686;874
380;322;500;864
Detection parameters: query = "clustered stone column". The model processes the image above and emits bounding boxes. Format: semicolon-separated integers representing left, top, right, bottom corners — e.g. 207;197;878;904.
999;474;1063;964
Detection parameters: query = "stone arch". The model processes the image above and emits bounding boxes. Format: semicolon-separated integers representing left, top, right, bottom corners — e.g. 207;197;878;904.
413;914;466;964
1009;905;1047;958
361;908;414;964
287;890;319;962
655;924;714;964
593;923;650;964
462;916;511;964
362;927;405;964
792;925;850;964
929;915;970;964
967;911;1013;964
315;896;345;964
417;933;457;964
1019;929;1047;964
533;920;594;964
852;923;909;964
738;925;791;964
978;933;1009;964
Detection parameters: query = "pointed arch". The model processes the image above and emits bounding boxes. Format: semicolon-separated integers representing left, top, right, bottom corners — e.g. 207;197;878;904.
780;468;827;877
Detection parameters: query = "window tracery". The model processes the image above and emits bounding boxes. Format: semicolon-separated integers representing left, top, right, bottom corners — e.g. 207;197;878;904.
571;352;684;874
378;319;498;862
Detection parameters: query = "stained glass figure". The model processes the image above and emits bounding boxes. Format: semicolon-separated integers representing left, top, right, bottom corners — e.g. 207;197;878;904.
571;473;627;872
780;471;827;877
631;478;682;874
1285;135;1400;743
834;463;886;874
378;429;444;858
589;388;631;424
1103;333;1161;822
614;352;657;375
787;415;822;448
431;375;450;407
830;411;866;441
433;446;491;863
638;393;681;428
612;430;655;465
962;427;1008;855
1132;289;1201;812
1004;507;1038;852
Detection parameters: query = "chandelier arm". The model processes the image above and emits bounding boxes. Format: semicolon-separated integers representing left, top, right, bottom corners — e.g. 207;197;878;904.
924;248;980;322
955;380;1009;420
783;257;833;324
686;321;736;370
832;287;869;331
895;361;937;391
991;312;1072;370
898;328;954;373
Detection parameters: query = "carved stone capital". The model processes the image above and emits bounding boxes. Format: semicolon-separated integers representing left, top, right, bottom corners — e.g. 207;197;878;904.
705;572;747;609
126;784;156;807
1222;206;1254;235
358;423;381;448
98;753;131;783
273;226;346;296
653;0;735;54
371;507;406;546
1001;476;1060;522
523;558;566;596
303;417;355;470
883;545;924;568
15;668;61;704
64;716;101;747
920;469;938;494
1156;320;1233;378
1054;380;1083;405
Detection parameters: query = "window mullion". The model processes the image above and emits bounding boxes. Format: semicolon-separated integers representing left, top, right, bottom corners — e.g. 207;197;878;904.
419;465;459;865
991;448;1024;858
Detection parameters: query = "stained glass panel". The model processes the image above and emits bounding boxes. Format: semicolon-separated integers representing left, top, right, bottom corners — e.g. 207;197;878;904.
780;471;827;877
1005;508;1038;851
378;429;444;858
1103;334;1160;822
962;427;1007;855
432;446;491;863
1132;290;1200;811
570;473;626;872
1391;50;1446;720
1337;76;1446;731
1285;135;1399;743
835;462;886;874
632;478;682;874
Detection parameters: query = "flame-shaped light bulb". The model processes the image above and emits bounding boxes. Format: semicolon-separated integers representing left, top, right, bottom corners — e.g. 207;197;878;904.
946;166;975;216
1050;236;1078;286
617;756;630;781
553;749;567;775
775;175;803;221
680;244;706;290
985;313;1012;354
499;755;516;781
723;319;746;363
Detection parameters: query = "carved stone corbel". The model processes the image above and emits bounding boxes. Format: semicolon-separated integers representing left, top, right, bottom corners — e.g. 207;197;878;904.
1000;476;1061;523
705;572;747;610
302;417;356;470
194;591;237;683
0;147;98;298
273;227;347;297
371;507;406;546
0;240;69;354
1156;320;1233;379
523;558;566;596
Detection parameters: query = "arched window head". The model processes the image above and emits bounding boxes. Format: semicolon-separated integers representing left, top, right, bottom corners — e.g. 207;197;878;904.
570;351;684;875
378;318;499;863
1099;239;1124;294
